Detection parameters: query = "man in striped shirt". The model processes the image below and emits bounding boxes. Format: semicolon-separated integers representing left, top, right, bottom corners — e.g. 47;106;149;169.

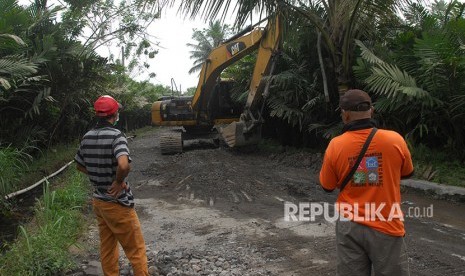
75;95;148;276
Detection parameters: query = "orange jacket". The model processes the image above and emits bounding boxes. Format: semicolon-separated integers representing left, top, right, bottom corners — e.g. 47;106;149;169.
320;125;414;236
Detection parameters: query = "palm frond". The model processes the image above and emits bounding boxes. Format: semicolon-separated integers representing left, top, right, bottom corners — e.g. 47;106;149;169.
308;122;342;140
401;2;430;28
355;40;385;65
267;92;304;128
176;0;275;28
302;95;322;112
188;63;203;74
0;34;26;46
450;95;465;120
356;40;438;106
187;21;230;74
0;56;38;77
366;63;432;100
353;57;372;81
0;77;11;90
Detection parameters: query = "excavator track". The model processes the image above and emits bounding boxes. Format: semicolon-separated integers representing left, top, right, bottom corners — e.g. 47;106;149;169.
160;131;183;155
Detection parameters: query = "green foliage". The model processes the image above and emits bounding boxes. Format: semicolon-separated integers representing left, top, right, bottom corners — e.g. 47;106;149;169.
15;142;76;189
412;144;465;188
308;122;343;140
354;0;465;156
0;144;32;197
112;77;171;131
0;171;88;275
267;49;323;130
123;79;171;104
0;141;76;212
354;40;435;102
184;86;196;96
0;0;58;118
222;54;257;104
0;0;163;149
0;1;77;145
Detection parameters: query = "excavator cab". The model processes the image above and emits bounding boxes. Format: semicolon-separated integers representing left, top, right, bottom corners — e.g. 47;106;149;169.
207;79;243;120
151;79;241;127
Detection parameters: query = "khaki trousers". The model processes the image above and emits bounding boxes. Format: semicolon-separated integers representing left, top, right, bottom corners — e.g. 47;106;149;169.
336;219;409;276
92;199;148;276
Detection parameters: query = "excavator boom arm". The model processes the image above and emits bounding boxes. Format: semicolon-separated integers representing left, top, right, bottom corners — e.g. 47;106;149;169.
220;16;282;148
191;28;264;112
245;17;281;111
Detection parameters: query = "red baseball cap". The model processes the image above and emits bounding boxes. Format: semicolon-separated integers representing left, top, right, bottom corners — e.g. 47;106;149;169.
94;95;122;117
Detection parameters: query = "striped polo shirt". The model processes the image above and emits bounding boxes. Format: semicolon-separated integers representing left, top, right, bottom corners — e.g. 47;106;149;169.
75;121;134;207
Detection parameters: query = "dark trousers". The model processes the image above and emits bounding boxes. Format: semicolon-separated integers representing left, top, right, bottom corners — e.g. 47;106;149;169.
336;219;409;276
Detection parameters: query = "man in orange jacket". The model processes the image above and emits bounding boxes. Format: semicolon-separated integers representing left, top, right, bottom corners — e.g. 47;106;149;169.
75;95;148;276
319;89;414;276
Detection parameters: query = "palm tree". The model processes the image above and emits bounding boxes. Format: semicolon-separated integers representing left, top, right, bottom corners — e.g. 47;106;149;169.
178;0;406;101
186;20;231;74
353;0;465;156
293;1;405;96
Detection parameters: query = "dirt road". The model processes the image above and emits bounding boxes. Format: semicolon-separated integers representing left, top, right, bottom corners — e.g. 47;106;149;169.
80;128;465;275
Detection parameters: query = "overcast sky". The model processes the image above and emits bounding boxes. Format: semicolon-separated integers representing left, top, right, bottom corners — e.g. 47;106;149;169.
137;4;242;90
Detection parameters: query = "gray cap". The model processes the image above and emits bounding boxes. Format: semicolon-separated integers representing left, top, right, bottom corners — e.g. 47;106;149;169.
339;89;372;111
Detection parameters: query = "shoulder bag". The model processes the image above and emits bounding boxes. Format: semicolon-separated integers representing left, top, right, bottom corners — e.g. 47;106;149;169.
340;127;378;192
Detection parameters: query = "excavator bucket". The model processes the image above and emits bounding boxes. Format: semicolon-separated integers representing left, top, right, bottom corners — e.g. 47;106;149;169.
220;121;261;148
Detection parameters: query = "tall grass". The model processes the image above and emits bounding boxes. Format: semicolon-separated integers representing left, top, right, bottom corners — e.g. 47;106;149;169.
0;170;89;275
411;144;465;188
17;143;77;191
0;144;32;197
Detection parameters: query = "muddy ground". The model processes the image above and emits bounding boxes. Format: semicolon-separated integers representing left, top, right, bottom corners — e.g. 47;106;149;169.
74;128;465;276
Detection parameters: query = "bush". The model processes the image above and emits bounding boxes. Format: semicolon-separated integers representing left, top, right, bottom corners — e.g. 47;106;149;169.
412;144;465;188
0;145;32;197
0;171;89;275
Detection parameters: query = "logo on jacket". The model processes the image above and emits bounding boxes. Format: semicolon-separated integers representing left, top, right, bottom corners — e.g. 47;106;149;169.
350;155;382;186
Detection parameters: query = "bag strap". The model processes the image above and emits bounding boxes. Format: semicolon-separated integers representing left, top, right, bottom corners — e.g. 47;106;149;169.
340;127;378;192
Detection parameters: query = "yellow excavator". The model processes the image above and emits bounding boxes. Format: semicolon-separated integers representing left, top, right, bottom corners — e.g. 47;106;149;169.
151;15;281;154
